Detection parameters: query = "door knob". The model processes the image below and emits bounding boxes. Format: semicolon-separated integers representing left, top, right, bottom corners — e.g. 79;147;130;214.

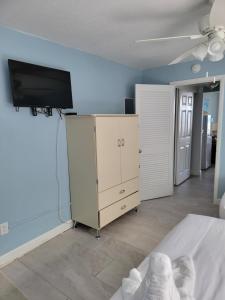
139;149;142;153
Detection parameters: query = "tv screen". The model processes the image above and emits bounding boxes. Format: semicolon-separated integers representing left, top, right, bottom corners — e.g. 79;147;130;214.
8;59;73;109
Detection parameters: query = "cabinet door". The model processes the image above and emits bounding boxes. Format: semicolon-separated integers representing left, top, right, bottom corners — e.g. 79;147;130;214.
120;117;139;182
96;117;121;192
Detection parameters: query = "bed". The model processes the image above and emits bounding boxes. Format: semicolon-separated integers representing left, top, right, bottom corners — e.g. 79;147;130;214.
110;214;225;300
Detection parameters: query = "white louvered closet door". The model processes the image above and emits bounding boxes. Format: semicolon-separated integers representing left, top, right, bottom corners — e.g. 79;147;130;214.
136;84;175;201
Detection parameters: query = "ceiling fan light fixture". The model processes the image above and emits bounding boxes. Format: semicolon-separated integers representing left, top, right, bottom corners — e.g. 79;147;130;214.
215;29;225;39
208;52;224;62
192;44;208;61
208;37;225;55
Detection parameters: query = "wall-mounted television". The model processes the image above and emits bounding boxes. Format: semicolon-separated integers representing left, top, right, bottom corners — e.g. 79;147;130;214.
8;59;73;109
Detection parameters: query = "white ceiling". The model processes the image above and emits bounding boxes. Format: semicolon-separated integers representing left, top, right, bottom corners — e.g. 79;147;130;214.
0;0;211;69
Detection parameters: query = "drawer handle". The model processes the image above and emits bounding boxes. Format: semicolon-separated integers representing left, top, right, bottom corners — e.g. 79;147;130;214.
121;204;126;210
117;139;121;147
139;149;142;154
120;189;126;194
121;138;125;147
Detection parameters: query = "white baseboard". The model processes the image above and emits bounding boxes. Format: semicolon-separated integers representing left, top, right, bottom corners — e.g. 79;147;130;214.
0;220;72;268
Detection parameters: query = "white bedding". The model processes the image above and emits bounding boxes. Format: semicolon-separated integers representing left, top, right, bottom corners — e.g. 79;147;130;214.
111;214;225;300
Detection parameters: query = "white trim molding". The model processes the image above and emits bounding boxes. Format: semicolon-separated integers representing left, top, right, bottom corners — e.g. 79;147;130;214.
0;220;72;268
170;75;225;204
170;75;225;86
214;78;225;203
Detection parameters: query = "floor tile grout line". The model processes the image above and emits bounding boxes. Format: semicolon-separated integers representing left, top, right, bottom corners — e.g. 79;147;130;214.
100;231;148;256
100;236;146;256
94;256;114;277
0;270;28;300
95;274;117;292
17;259;73;300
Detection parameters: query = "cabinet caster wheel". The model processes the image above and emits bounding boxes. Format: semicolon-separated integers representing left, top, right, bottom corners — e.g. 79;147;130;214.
73;221;78;229
96;230;100;239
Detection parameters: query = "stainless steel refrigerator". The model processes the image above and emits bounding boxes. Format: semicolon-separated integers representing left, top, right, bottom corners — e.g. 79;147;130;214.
201;115;212;170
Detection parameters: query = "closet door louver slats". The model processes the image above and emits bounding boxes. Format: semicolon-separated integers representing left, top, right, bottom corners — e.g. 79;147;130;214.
136;84;175;200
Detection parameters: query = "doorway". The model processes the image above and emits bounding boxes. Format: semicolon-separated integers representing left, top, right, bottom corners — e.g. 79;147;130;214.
136;77;224;203
174;80;221;202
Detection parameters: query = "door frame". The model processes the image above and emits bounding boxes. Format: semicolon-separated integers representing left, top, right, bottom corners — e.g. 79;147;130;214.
170;75;225;204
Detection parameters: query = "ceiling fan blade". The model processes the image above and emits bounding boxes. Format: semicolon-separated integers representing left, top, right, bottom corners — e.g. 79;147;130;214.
210;0;225;28
169;49;193;65
136;35;204;43
169;43;208;65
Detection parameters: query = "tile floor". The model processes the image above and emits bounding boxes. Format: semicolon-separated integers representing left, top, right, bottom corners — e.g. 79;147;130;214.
0;273;27;300
0;169;218;300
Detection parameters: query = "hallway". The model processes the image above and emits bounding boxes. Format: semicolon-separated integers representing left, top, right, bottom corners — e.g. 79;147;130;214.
0;169;218;300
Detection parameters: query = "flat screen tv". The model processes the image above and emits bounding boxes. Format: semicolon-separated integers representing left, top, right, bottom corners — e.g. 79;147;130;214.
8;59;73;109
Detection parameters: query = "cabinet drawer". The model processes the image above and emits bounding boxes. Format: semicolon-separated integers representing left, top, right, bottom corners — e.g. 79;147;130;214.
98;178;138;210
99;192;140;228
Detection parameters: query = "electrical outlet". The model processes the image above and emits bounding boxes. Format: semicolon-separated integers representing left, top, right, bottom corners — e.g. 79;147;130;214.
0;222;9;236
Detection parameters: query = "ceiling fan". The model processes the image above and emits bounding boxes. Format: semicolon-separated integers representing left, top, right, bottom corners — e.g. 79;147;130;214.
136;0;225;64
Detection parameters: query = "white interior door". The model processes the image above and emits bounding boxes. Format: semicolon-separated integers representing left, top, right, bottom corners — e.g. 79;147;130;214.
136;84;175;201
175;90;194;185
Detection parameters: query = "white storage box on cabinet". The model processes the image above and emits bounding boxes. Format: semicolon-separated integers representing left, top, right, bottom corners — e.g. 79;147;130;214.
66;115;140;238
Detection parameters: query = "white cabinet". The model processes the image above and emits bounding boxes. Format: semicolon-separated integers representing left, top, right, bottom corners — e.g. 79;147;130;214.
66;115;140;237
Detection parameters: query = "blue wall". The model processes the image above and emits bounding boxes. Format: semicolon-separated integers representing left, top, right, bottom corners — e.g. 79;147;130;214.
0;26;142;255
143;60;225;199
